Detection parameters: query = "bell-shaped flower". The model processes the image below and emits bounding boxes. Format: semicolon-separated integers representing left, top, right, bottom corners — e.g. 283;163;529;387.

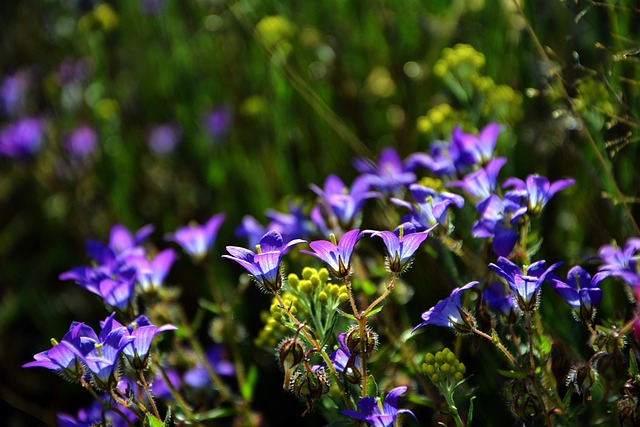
597;238;640;287
448;157;507;205
166;213;225;260
310;175;380;232
341;386;417;427
483;281;518;324
223;230;306;293
391;184;464;231
489;257;562;311
122;315;178;370
366;223;435;273
471;193;522;257
354;147;416;195
451;122;502;168
503;174;574;218
413;281;479;333
301;229;363;278
133;248;177;293
550;266;606;321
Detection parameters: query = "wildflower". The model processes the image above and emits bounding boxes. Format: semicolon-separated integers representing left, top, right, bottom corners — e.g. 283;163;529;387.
82;313;135;391
341;386;417;427
64;125;97;160
167;213;225;260
133;248;177;293
57;399;137;427
122;315;177;370
549;266;605;321
353;147;416;195
0;70;30;116
223;230;306;293
23;339;86;382
366;223;434;273
406;140;457;178
310;175;380;232
451;122;502;167
413;281;479;333
147;124;181;155
235;215;268;248
483;281;518;323
97;275;137;312
391;184;464;231
597;238;640;287
265;200;317;243
471;193;522;257
330;333;361;383
489;257;562;311
0;116;45;160
503;174;574;218
107;223;154;256
301;229;363;278
448;157;507;205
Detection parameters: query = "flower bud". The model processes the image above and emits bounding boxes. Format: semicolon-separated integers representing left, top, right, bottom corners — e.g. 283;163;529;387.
344;326;378;355
278;338;306;390
291;366;330;401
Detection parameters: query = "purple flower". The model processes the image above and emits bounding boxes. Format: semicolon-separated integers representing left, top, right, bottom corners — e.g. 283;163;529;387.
330;333;361;383
223;230;306;293
166;213;225;260
23;339;85;382
597;238;640;287
471;193;522;257
413;281;479;332
82;313;135;391
183;346;236;388
57;400;137;427
341;386;417;427
366;223;434;273
483;281;518;323
391;184;464;231
109;223;154;255
310;175;380;232
122;315;177;370
64;125;97;159
133;248;177;293
503;174;574;218
265;201;317;243
202;106;233;141
406;140;457;178
449;157;507;204
147;124;181;155
301;229;363;278
354;147;416;194
0;117;45;160
549;266;605;321
451;122;502;167
489;257;562;311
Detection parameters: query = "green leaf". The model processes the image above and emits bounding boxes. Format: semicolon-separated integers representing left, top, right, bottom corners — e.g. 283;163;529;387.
193;407;237;421
534;333;552;359
630;348;639;377
468;395;475;426
363;305;383;318
145;414;164;427
497;369;527;379
366;375;378;398
241;364;259;402
336;308;357;321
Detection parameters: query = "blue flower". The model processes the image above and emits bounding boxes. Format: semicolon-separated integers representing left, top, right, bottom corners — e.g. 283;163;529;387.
341;386;417;427
166;213;225;260
122;315;177;370
449;157;507;205
413;281;479;332
223;231;306;293
310;175;380;233
503;174;574;218
549;266;605;321
597;238;640;287
330;333;361;383
471;193;522;257
483;281;518;323
366;223;434;273
354;147;416;195
489;257;562;311
0;116;46;160
391;184;464;231
301;229;363;278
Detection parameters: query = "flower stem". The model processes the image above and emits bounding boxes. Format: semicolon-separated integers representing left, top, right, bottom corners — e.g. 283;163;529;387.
471;327;518;368
138;370;161;420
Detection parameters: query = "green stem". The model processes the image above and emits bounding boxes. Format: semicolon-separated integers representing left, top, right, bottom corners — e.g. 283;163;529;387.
443;386;465;427
152;355;202;425
138;370;161;420
525;311;553;427
471;327;518;368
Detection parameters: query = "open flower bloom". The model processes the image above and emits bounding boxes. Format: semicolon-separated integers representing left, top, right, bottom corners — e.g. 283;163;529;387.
413;281;479;333
451;122;502;167
310;175;380;232
391;184;464;231
471;193;522;257
354;147;416;195
166;213;225;260
448;157;507;205
122;315;178;370
133;248;177;293
489;257;562;311
366;223;435;273
503;174;574;218
597;238;640;287
301;229;363;278
549;266;605;321
223;230;306;293
341;386;417;427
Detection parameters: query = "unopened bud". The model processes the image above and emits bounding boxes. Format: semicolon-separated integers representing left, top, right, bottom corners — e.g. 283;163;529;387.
345;326;378;355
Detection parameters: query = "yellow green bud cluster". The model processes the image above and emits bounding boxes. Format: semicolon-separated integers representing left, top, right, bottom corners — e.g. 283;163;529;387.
289;268;349;307
573;79;615;117
416;103;467;138
422;348;466;385
433;44;485;79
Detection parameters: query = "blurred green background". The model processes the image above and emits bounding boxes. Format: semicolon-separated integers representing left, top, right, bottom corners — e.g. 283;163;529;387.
1;0;638;425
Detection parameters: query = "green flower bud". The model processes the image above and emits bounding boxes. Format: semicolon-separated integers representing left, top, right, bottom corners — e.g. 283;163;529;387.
288;273;300;290
310;274;321;288
318;291;328;304
345;325;378;355
302;267;314;280
318;268;329;282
